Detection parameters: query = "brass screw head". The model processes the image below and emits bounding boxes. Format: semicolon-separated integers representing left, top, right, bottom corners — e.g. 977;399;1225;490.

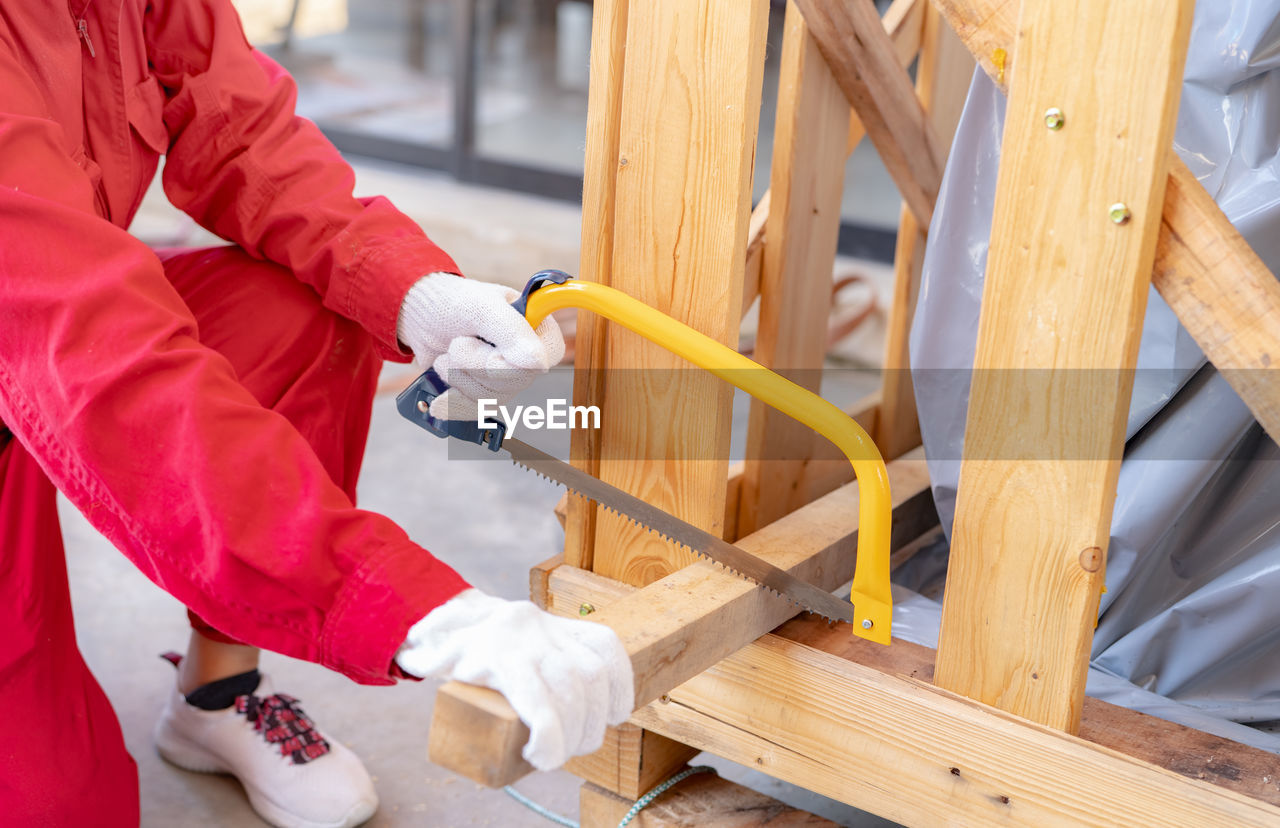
861;619;874;630
417;400;429;413
1109;203;1132;225
1044;107;1064;130
578;603;595;616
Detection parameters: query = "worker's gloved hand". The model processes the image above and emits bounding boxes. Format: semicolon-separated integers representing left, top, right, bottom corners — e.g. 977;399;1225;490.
395;588;633;771
396;273;564;420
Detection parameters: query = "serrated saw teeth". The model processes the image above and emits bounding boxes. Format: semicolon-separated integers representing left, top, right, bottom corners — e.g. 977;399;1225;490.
505;445;855;626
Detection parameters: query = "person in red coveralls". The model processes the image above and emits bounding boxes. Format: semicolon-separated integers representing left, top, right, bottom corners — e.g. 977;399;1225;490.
0;2;633;826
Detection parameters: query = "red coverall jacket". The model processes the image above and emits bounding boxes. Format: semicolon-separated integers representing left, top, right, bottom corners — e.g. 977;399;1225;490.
0;0;471;684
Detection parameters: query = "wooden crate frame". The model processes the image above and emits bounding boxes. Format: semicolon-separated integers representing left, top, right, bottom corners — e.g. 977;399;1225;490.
428;0;1280;824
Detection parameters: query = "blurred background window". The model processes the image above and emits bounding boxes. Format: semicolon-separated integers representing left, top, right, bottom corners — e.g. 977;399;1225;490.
241;0;904;261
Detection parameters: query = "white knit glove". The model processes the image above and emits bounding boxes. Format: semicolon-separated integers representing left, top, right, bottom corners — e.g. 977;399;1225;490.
396;589;634;771
396;273;565;420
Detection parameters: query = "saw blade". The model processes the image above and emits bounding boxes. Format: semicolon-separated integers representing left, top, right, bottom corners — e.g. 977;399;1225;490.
502;438;855;624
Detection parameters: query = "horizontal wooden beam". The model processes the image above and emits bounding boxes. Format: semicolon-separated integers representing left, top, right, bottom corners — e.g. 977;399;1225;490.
427;450;937;785
932;0;1280;443
550;575;1280;826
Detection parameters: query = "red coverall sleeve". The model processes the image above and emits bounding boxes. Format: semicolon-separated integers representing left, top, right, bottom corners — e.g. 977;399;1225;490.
0;29;469;685
146;0;460;360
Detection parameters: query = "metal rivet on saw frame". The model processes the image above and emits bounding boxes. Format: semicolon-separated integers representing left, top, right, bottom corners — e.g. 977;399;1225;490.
861;619;874;630
1043;107;1064;130
579;603;595;616
417;400;429;413
1109;203;1132;225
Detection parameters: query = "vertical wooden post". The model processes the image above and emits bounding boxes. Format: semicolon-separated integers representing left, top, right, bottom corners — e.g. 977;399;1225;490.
737;1;853;537
563;0;630;571
933;0;1194;731
564;3;769;814
585;0;770;586
874;6;973;460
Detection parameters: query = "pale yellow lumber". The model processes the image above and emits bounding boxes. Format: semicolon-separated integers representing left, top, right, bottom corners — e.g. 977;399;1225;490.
589;0;769;587
933;0;1194;731
579;776;841;828
1154;164;1280;438
737;1;851;537
427;682;533;787
934;0;1280;443
528;553;564;610
542;574;1280;826
563;0;629;571
556;578;1280;818
724;391;881;540
793;0;945;226
739;0;924;320
874;6;973;461
565;724;698;801
740;192;769;320
633;632;1280;827
427;451;935;786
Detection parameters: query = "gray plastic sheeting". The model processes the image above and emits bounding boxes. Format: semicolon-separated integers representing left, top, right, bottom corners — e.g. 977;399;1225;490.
904;2;1280;752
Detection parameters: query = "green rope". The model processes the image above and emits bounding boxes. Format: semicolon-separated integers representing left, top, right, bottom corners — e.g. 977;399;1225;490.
502;785;578;828
502;764;717;828
615;765;716;828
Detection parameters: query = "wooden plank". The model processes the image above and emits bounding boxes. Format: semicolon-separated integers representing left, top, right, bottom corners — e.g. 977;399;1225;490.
843;0;927;155
566;724;699;801
554;579;1280;816
589;0;770;587
580;776;842;828
935;0;1280;443
630;631;1280;826
737;1;852;537
428;682;533;787
724;391;880;540
931;0;1018;87
1155;164;1280;440
564;0;630;571
740;0;924;322
576;450;932;708
541;575;1280;824
777;614;1280;809
933;0;1194;732
793;0;945;226
529;553;564;610
721;461;744;542
740;192;769;319
874;6;973;461
426;451;937;786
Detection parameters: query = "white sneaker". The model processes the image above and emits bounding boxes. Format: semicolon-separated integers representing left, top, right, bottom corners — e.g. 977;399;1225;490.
154;674;378;828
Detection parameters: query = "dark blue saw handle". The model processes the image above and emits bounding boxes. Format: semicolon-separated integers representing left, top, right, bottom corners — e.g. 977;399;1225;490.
395;270;573;452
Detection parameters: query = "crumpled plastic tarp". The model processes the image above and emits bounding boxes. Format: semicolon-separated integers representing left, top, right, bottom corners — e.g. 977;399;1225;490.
903;1;1280;752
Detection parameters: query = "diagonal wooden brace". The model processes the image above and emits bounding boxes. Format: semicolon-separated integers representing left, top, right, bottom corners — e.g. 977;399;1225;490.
793;0;946;226
426;450;937;786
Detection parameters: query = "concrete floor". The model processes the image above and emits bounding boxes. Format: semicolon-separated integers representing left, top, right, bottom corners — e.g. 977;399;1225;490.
69;160;897;826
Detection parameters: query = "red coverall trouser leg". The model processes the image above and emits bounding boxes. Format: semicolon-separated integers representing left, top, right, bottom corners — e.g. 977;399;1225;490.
0;246;383;825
